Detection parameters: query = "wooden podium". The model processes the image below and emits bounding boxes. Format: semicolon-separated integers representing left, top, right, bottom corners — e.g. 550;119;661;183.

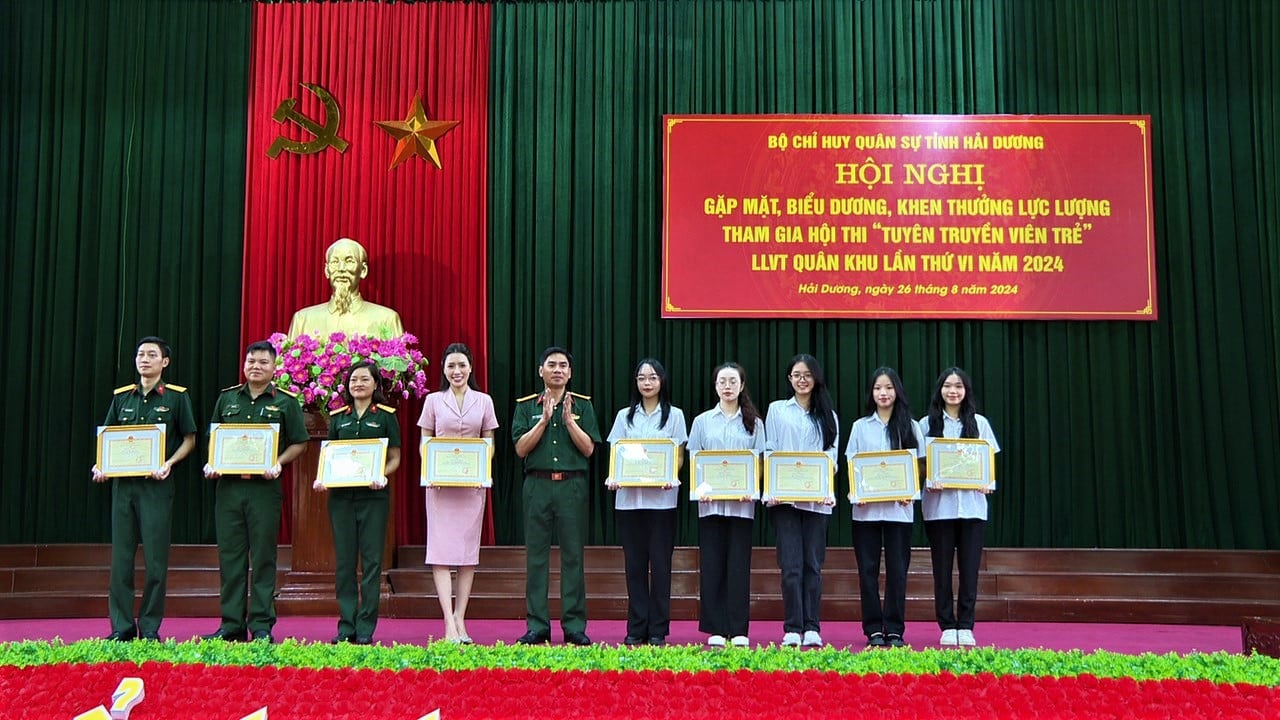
277;411;396;610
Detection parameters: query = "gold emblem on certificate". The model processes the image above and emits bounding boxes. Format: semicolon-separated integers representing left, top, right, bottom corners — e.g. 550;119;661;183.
420;437;493;487
926;438;995;490
96;424;166;477
609;439;678;487
848;450;920;503
317;438;388;487
764;451;833;502
690;450;759;501
208;423;280;474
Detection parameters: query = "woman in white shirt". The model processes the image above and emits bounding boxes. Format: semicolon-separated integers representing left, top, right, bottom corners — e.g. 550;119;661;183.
687;362;765;648
762;354;838;647
606;358;688;646
919;367;1000;647
845;367;924;648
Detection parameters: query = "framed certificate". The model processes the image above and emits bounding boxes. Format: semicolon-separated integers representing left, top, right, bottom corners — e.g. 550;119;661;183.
96;424;166;477
927;438;996;490
420;437;493;487
763;451;833;502
608;439;679;487
317;438;388;488
849;450;920;503
690;450;759;501
208;423;280;474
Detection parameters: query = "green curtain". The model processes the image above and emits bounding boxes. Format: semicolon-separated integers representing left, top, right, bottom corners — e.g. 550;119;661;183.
0;0;250;543
488;0;1280;550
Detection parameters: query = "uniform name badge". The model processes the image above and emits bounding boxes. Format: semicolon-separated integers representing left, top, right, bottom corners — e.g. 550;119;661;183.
689;449;759;501
208;423;280;474
317;438;389;488
764;451;834;503
96;424;166;477
608;438;679;487
848;449;921;503
420;437;493;488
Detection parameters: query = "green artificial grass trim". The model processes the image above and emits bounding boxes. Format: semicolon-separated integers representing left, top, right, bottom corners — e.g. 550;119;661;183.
1;639;1277;687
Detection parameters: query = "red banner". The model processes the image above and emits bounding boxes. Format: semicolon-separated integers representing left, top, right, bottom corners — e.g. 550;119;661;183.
662;115;1156;320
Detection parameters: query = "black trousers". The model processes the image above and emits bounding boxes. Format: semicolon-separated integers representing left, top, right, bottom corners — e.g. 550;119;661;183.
698;515;753;637
616;508;676;638
851;520;913;638
770;505;829;634
925;518;986;630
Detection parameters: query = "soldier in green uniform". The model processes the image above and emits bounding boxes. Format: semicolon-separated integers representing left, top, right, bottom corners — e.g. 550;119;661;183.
91;336;197;641
511;346;601;646
312;360;401;645
201;340;309;643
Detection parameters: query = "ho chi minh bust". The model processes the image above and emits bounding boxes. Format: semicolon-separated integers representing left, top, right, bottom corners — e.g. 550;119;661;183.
286;238;404;339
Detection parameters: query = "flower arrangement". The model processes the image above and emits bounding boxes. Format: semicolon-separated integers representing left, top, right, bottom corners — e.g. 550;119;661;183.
3;642;1280;719
267;332;431;412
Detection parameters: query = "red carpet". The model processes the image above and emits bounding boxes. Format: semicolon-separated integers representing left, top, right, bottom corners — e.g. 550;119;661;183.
0;617;1241;654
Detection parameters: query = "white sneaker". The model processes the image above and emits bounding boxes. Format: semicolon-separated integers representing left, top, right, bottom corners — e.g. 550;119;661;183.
801;630;823;647
957;629;976;646
707;634;727;647
939;629;959;646
781;632;801;647
730;635;750;647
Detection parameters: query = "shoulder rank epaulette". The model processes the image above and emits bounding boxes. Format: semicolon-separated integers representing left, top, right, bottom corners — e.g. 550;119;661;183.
165;383;187;393
377;403;396;414
517;393;539;403
329;405;349;417
221;383;243;393
569;391;592;400
113;384;136;395
279;387;298;398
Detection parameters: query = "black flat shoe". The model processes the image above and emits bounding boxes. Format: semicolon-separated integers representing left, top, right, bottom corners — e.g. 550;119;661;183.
564;631;593;646
887;634;907;648
622;635;646;646
516;630;551;645
647;635;666;646
139;631;160;641
104;627;137;642
250;630;275;643
331;634;354;645
353;635;373;645
200;629;247;642
866;633;887;648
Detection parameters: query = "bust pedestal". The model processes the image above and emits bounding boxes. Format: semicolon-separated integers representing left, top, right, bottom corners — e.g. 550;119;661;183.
277;411;396;612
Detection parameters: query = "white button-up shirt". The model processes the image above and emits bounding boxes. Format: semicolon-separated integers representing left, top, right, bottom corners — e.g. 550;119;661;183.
918;412;1001;521
686;406;765;519
763;398;839;515
606;404;689;510
845;414;925;523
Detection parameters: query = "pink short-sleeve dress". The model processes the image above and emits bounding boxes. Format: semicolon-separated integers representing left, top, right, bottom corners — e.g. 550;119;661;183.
418;388;500;566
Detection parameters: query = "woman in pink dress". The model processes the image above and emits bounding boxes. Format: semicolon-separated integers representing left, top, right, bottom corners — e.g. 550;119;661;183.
417;342;499;643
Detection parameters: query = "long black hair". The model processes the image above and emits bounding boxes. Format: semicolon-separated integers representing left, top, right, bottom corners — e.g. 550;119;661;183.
787;353;838;450
714;362;762;435
439;342;481;392
341;360;388;407
925;366;979;439
863;366;918;450
626;357;672;429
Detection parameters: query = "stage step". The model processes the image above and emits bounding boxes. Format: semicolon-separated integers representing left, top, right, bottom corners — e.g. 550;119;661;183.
0;544;1276;625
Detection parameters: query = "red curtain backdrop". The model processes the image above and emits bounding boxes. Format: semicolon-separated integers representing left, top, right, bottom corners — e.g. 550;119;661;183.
241;2;492;545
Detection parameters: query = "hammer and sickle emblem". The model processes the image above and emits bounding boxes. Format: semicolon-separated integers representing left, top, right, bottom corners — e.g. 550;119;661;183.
266;82;350;158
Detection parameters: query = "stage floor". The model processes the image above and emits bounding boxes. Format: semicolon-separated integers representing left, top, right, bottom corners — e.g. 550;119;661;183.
0;617;1242;655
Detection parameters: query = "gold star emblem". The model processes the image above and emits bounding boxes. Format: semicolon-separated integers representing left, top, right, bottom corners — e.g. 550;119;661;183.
374;95;459;170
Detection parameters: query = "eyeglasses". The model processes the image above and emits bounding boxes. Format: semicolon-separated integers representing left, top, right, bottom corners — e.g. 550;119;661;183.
635;375;659;383
715;378;741;387
789;372;813;381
